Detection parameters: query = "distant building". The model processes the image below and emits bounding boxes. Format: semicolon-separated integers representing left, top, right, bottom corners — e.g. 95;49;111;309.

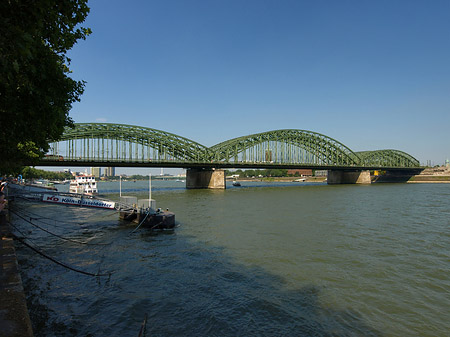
105;167;115;177
446;159;449;168
314;170;328;177
91;167;101;178
287;169;313;176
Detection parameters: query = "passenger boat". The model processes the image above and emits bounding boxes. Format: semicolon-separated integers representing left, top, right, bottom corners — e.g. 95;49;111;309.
6;181;58;194
69;175;98;195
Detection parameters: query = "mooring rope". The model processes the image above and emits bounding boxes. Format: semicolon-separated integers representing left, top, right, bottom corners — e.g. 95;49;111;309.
10;209;109;246
130;211;151;234
138;313;148;337
12;234;112;277
12;202;120;226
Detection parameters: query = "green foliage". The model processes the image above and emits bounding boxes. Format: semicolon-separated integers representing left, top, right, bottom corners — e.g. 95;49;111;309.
21;166;72;180
128;175;148;180
0;0;91;174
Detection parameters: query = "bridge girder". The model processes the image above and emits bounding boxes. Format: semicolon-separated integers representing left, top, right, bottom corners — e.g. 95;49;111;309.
356;150;420;168
210;129;362;166
45;123;421;169
57;123;209;162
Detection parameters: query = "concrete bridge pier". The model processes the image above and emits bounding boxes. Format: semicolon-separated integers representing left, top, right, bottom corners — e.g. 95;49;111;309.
186;168;226;189
327;170;371;184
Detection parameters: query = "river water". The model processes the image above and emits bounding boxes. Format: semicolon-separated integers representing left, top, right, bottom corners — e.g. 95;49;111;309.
10;180;450;336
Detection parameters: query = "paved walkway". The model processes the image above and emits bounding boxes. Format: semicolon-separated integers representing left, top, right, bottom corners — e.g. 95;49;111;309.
0;210;34;337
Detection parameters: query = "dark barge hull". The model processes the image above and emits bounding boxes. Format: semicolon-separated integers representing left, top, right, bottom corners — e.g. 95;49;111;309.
119;210;175;230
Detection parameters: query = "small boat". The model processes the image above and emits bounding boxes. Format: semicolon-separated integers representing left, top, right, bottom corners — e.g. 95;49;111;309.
50;180;70;185
293;178;306;182
7;181;57;194
232;181;241;187
34;179;55;187
69;175;98;195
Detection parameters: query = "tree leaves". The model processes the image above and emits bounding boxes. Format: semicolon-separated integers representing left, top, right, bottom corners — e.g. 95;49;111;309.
0;0;90;174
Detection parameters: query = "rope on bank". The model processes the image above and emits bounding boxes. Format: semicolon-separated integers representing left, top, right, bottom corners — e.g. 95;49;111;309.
12;233;113;277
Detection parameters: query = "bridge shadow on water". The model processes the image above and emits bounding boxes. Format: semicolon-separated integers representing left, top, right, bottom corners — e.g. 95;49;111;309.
16;210;383;337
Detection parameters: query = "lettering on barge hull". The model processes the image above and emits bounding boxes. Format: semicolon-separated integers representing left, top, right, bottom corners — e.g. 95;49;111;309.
42;194;115;209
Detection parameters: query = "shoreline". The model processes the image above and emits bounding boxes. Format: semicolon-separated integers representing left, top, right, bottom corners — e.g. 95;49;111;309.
0;209;34;337
229;175;450;184
407;180;450;183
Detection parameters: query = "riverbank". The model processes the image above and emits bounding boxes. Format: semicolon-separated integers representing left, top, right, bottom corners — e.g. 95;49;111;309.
408;176;450;183
232;175;450;183
228;176;327;183
0;207;34;337
230;168;450;184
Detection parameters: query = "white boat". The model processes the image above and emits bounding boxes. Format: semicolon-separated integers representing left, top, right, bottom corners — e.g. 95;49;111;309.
69;175;98;195
293;178;306;182
7;181;58;194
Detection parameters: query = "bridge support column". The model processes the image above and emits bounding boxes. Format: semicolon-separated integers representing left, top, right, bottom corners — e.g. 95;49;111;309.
186;168;226;189
327;170;371;184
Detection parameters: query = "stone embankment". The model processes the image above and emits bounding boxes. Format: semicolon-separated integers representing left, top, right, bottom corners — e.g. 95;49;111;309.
0;206;34;337
409;166;450;183
229;166;450;184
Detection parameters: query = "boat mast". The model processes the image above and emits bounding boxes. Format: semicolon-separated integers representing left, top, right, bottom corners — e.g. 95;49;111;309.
149;173;152;208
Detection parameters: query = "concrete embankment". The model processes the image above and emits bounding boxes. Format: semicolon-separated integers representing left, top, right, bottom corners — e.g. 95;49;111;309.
0;209;34;337
231;171;450;184
406;166;450;183
398;166;449;183
408;176;450;183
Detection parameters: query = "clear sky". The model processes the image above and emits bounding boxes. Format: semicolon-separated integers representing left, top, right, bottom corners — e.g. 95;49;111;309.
61;0;449;174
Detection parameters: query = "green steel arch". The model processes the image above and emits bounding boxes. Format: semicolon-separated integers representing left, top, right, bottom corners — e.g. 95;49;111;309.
209;129;362;166
357;150;420;168
50;123;210;163
45;123;420;169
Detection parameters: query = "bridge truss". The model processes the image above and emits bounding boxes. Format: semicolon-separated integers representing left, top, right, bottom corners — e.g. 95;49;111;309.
209;130;361;166
44;123;421;169
49;123;210;165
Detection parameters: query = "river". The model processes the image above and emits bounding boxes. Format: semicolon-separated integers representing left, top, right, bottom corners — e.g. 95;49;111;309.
10;180;450;336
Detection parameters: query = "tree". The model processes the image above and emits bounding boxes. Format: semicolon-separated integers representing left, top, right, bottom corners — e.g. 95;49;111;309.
21;166;72;180
0;0;91;174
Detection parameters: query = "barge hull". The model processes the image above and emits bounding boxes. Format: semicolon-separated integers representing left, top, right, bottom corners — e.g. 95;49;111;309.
120;211;175;229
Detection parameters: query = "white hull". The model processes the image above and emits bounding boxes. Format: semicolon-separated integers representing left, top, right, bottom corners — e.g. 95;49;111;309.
42;194;115;209
69;175;98;195
7;182;57;194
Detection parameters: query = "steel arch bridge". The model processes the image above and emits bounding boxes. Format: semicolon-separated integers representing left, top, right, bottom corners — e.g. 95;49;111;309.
42;123;420;169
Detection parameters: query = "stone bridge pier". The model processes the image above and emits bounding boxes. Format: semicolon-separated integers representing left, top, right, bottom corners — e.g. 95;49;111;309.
327;170;371;184
186;168;226;189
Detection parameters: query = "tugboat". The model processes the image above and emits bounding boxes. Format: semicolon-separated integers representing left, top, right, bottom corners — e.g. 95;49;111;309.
69;175;98;195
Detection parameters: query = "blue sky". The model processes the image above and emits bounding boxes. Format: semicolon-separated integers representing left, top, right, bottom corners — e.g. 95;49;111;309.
64;0;449;173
